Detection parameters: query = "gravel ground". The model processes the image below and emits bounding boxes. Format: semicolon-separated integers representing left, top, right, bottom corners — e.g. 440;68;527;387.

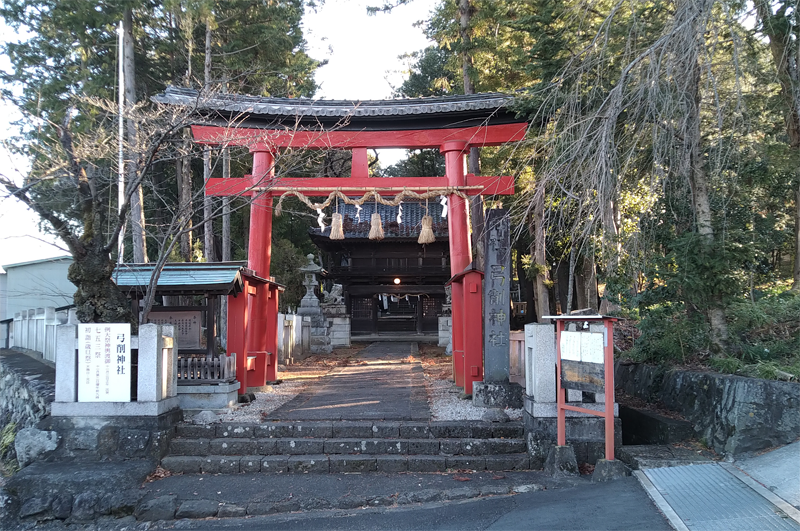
216;381;308;423
426;374;523;421
193;365;524;424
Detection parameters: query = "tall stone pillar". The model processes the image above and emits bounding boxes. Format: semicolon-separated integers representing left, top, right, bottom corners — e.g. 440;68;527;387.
473;209;523;408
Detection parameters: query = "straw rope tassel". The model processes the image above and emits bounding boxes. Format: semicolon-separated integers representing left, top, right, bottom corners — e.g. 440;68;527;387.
330;212;344;240
369;196;384;240
329;195;344;240
418;197;435;244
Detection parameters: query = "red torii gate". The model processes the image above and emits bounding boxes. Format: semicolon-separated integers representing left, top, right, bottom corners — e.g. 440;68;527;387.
159;87;527;395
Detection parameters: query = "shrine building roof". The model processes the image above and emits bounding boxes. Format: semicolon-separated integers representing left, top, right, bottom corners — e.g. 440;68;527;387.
113;262;278;296
152;86;525;131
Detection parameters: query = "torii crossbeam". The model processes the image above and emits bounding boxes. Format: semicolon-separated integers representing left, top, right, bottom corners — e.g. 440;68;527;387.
154;87;528;394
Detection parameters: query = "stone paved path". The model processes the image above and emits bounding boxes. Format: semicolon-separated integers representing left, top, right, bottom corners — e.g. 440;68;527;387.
268;342;430;421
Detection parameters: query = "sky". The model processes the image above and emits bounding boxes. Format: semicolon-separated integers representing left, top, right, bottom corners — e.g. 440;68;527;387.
0;0;439;268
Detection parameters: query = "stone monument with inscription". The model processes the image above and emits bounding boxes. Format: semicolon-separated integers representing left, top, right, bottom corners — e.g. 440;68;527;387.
473;209;523;408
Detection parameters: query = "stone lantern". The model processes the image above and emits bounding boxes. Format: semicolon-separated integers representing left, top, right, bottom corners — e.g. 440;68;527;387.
296;254;331;354
299;254;323;310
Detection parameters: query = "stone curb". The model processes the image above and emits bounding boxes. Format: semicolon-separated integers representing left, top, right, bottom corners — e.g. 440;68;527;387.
135;482;546;522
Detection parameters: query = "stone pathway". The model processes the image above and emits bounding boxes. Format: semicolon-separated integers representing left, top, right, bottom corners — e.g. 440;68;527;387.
268;342;430;421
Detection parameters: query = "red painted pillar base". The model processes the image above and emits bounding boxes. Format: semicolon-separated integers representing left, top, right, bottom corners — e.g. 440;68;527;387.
265;285;280;382
228;279;250;395
462;271;484;395
451;282;465;388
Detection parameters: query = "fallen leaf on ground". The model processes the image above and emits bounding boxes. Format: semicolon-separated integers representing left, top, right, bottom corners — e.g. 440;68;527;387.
144;466;173;483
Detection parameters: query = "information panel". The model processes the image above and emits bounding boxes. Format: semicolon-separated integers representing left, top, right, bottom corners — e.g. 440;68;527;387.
148;311;201;349
560;331;605;393
77;323;131;402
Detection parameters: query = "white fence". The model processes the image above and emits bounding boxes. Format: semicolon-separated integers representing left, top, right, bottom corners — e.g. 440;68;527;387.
10;306;76;362
11;307;337;366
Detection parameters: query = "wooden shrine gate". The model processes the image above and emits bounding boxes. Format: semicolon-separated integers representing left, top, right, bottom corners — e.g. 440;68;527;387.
156;87;528;395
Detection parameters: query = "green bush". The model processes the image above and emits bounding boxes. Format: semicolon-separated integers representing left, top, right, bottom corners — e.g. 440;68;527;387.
628;302;709;363
628;285;799;380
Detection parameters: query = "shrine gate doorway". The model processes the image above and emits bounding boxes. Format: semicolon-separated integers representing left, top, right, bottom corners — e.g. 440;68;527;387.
155;87;528;396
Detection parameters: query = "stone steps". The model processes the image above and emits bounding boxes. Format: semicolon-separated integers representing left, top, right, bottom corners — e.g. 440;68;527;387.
161;420;531;474
174;420;524;440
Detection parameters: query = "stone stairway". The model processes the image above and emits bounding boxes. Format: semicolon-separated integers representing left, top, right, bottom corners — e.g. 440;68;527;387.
161;420;531;474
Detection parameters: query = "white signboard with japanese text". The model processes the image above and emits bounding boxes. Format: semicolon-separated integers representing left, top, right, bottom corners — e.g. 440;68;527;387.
78;323;131;402
560;331;604;364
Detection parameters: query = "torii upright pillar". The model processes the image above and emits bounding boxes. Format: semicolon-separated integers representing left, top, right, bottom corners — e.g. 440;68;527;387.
442;140;483;395
228;146;280;394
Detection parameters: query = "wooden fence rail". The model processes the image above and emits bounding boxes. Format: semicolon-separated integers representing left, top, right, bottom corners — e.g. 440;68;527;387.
177;353;236;384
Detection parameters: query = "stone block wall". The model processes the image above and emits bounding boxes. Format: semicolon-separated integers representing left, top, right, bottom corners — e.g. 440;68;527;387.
615;362;800;456
329;317;351;348
32;410;181;462
0;351;55;432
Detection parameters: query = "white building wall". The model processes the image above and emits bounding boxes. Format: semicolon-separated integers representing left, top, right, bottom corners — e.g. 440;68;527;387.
2;257;74;320
0;269;7;322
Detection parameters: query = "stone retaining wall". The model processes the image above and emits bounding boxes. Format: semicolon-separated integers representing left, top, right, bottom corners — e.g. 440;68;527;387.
615;362;800;456
0;350;55;432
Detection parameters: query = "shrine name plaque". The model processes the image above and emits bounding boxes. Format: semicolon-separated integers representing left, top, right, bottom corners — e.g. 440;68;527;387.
560;331;605;394
77;323;131;402
147;311;202;349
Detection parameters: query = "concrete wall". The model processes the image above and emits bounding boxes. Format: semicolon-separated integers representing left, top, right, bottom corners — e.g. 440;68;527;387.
2;257;74;320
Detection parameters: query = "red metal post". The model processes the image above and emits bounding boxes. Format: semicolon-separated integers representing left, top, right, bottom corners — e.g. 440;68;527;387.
462;271;484;395
604;319;615;460
556;319;566;446
442;141;472;390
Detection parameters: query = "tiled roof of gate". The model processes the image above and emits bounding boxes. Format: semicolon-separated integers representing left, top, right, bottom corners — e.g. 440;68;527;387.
310;200;449;240
153;86;516;119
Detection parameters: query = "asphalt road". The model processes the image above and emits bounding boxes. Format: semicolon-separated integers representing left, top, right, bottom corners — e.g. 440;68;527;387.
146;477;671;530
